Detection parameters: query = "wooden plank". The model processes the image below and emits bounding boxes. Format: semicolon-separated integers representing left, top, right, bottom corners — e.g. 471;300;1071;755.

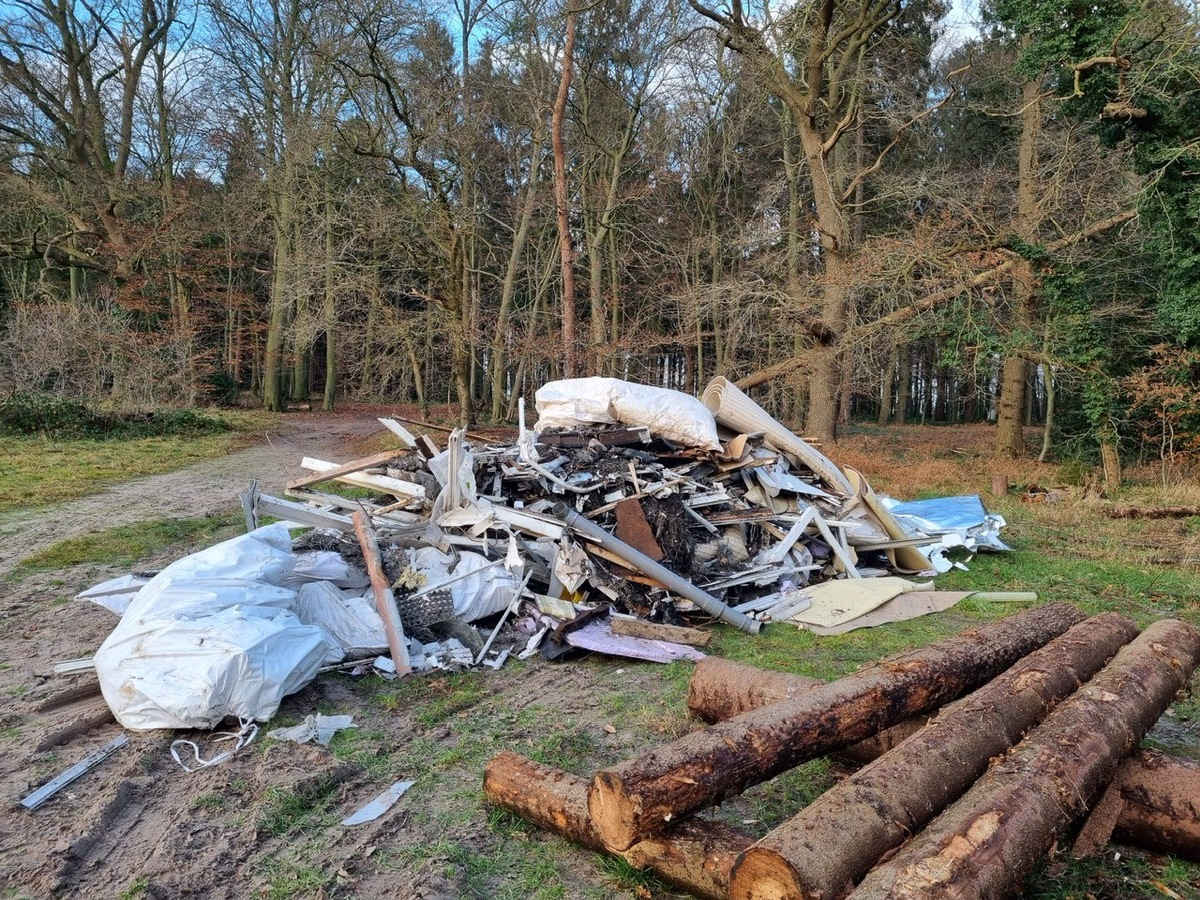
300;457;426;500
377;417;417;447
286;449;410;491
611;615;711;647
352;510;411;676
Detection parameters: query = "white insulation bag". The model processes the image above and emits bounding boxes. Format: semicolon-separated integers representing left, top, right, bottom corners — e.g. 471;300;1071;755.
534;377;721;451
95;524;331;731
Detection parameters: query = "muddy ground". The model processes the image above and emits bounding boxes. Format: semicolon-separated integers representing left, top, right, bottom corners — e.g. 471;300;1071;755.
1;413;1197;899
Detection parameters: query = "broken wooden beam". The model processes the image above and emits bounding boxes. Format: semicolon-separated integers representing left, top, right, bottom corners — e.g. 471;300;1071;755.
352;510;411;676
728;612;1139;900
483;751;749;900
587;603;1086;851
611;615;712;648
849;618;1200;900
300;456;426;501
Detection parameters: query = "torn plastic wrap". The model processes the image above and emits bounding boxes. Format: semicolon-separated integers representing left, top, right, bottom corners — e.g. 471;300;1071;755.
886;495;1011;552
883;494;1010;574
291;581;388;662
405;546;522;622
94;524;331;731
534;377;722;451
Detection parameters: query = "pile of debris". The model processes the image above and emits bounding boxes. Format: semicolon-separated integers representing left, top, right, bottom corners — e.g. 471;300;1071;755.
77;376;1011;735
484;606;1200;899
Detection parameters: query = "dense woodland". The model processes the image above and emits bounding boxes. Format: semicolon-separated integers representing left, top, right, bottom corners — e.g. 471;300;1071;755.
0;0;1198;466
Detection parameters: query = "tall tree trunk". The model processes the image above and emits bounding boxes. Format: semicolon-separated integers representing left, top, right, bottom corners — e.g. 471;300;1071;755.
322;191;337;411
552;5;578;377
996;74;1042;455
896;343;911;424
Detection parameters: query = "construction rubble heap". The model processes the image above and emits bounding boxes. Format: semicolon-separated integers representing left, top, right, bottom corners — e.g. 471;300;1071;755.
77;376;1009;735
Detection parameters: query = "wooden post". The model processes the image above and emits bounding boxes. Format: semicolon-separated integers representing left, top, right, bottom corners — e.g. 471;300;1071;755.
728;613;1139;900
990;473;1009;497
352;509;411;676
588;604;1086;850
483;751;749;900
849;619;1200;900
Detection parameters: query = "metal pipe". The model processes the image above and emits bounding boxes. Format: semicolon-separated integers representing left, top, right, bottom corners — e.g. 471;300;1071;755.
550;503;762;635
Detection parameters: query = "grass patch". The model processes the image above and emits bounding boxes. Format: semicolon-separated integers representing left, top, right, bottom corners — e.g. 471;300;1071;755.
11;513;242;576
0;409;274;513
117;878;148;900
256;778;339;838
257;856;327;900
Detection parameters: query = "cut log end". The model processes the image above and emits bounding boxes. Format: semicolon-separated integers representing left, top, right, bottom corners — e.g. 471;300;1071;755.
729;847;809;900
588;771;645;852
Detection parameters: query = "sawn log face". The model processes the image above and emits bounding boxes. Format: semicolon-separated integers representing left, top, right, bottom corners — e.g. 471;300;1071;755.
729;612;1139;900
848;618;1200;900
482;751;750;900
588;603;1086;851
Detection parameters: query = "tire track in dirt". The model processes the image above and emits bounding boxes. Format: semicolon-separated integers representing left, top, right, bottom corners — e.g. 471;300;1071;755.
0;412;385;580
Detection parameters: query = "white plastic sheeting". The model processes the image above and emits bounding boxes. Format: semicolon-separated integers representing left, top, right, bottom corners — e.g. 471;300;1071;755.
292;581;388;662
534;377;722;451
94;525;331;731
406;546;521;622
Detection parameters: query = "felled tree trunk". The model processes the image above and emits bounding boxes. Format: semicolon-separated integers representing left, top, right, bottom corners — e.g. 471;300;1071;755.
849;619;1200;900
588;604;1085;850
695;654;1200;865
482;751;748;900
688;658;928;765
729;613;1138;900
1109;749;1200;859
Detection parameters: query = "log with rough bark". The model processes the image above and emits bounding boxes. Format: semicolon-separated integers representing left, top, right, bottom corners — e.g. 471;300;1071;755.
588;603;1086;851
1107;505;1200;519
695;656;1200;866
849;618;1200;900
482;751;749;900
1104;748;1200;860
729;613;1139;900
688;657;928;764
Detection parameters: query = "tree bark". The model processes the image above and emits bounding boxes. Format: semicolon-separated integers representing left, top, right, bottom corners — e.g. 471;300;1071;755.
688;657;927;765
1110;748;1200;859
588;604;1085;850
729;613;1138;900
552;5;579;378
692;660;1200;865
483;751;750;900
849;619;1200;900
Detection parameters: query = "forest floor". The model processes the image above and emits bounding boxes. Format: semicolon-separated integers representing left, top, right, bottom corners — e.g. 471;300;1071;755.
2;408;1199;899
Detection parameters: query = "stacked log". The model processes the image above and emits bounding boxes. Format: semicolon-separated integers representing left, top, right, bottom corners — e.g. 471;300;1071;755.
850;618;1200;898
588;603;1084;850
481;607;1200;900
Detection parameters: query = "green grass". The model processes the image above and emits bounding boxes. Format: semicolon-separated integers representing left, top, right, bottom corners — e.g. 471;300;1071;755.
10;513;242;577
0;409;274;513
117;878;148;900
257;856;328;900
256;779;340;838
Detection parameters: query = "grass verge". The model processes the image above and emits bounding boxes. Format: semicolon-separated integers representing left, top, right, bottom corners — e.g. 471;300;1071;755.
0;410;276;514
10;513;243;577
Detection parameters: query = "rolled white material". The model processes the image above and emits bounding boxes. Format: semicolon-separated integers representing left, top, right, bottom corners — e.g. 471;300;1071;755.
701;377;853;496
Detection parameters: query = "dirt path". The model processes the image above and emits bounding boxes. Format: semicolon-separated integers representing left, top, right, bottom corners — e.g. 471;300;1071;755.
0;411;385;580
